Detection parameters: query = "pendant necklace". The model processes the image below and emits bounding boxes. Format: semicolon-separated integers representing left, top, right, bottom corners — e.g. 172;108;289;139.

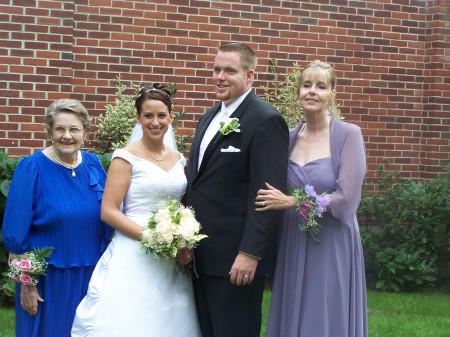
51;146;80;177
140;140;165;166
299;124;325;143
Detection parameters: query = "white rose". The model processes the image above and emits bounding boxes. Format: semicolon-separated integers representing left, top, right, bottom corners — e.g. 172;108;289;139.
180;208;194;220
177;238;187;249
157;234;166;243
179;217;200;241
155;208;171;222
141;228;152;241
163;232;174;243
155;220;173;234
141;229;154;245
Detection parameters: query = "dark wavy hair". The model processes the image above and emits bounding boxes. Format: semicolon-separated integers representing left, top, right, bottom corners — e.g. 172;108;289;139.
135;83;173;115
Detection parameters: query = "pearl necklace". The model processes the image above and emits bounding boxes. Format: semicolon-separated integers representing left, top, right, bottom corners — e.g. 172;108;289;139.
51;146;80;177
140;140;165;166
299;124;326;143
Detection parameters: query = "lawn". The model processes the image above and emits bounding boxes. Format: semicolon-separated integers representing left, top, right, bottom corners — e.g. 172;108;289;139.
0;291;449;337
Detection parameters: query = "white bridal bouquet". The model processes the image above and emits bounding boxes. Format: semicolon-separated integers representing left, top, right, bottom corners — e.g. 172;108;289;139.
140;198;207;259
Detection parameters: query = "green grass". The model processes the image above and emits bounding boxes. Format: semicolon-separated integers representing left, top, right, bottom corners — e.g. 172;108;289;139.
0;306;14;337
366;291;450;337
1;291;449;337
259;290;450;337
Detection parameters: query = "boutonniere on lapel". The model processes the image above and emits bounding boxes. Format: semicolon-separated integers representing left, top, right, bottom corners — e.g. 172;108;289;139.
214;117;241;143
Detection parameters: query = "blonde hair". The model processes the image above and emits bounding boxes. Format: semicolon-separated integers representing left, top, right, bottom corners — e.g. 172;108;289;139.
297;60;338;117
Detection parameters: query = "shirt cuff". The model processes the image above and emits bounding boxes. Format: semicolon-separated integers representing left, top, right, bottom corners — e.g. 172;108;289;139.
239;251;262;260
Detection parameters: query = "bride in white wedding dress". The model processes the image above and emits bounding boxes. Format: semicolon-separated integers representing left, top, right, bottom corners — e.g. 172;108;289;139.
72;84;201;337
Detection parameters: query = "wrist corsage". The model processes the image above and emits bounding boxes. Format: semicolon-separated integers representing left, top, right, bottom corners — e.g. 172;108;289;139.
5;247;54;286
291;185;331;243
214;117;240;143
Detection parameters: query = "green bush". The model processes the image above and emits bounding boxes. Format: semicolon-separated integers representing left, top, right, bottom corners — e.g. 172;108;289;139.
96;78;191;155
261;59;304;129
95;78;139;153
0;151;23;306
359;162;450;292
261;58;342;128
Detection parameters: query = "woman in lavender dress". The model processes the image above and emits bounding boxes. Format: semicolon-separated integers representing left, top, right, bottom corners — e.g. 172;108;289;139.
256;61;368;337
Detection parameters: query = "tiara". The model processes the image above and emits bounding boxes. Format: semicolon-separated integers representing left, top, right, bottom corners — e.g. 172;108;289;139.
138;88;172;101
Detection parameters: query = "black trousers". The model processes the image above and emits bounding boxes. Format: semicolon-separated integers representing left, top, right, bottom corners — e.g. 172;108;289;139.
193;274;266;337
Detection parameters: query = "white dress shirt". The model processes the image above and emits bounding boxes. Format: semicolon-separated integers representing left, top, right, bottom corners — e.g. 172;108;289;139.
198;89;251;169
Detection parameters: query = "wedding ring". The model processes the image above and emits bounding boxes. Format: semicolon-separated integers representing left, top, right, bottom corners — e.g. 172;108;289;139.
262;201;265;207
244;275;249;278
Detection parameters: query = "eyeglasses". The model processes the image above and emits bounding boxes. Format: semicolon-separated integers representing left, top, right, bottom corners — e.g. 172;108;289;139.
53;126;84;135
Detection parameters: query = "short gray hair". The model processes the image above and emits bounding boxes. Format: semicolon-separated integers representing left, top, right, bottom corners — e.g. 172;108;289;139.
45;99;90;134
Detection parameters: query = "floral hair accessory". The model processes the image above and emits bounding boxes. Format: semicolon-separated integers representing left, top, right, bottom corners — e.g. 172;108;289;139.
214;117;241;143
291;185;331;243
5;247;54;286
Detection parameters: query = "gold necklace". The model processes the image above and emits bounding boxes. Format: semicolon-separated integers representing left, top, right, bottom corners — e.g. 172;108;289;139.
299;124;326;143
51;146;80;177
140;140;165;165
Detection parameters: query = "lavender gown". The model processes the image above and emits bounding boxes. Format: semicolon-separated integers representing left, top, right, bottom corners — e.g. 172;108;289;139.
266;119;368;337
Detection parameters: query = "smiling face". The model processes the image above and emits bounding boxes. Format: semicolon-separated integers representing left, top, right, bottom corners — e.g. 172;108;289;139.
299;67;336;115
136;99;173;142
212;51;254;106
51;112;86;161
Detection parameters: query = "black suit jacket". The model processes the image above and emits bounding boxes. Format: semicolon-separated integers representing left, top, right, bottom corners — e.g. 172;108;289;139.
186;90;289;277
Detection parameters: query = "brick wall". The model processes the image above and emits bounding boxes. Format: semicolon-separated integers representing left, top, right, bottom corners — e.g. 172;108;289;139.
1;0;448;181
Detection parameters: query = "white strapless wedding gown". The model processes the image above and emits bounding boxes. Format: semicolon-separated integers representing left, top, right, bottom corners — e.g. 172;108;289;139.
72;149;201;337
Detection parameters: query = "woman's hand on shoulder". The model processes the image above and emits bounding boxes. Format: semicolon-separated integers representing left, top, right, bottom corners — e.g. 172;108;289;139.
255;182;297;211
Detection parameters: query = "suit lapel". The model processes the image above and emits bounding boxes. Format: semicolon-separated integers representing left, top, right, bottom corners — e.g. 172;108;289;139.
197;129;221;176
191;105;221;177
229;90;255;120
194;91;257;182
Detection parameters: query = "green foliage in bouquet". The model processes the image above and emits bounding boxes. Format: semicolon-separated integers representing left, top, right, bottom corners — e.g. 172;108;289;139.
261;58;342;129
358;162;450;292
96;78;191;155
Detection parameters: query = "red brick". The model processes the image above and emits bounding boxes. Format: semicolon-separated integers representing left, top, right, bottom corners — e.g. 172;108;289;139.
0;0;447;181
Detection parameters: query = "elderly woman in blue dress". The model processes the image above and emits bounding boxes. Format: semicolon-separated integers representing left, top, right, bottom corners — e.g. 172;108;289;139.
3;99;112;337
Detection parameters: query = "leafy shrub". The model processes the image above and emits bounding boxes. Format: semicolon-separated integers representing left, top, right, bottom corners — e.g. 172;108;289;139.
96;78;191;154
261;59;304;128
359;162;450;292
96;78;139;153
0;151;23;305
261;58;342;128
96;153;113;173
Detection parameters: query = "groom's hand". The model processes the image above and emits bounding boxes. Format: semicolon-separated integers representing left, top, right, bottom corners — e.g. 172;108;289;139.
229;252;258;286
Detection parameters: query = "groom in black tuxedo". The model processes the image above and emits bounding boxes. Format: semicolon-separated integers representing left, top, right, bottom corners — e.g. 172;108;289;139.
186;43;288;337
